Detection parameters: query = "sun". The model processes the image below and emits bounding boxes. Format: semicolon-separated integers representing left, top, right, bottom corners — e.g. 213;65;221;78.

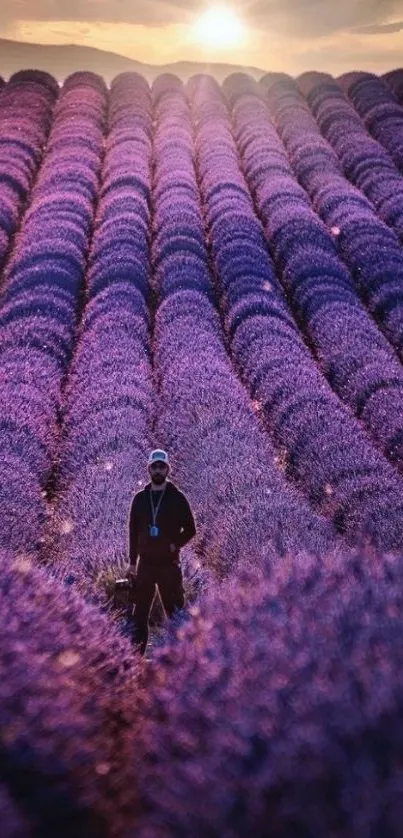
191;6;246;49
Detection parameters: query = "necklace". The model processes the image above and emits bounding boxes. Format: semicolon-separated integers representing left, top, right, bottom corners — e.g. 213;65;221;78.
149;483;166;530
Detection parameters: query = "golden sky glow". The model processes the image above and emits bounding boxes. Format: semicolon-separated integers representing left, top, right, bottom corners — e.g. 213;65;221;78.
2;4;403;75
8;15;264;67
190;6;247;50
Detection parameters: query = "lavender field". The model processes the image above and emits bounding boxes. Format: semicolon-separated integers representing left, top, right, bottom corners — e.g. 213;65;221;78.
2;66;403;836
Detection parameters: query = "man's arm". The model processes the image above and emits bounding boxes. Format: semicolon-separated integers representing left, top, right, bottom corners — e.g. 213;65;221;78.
176;494;196;549
128;495;139;569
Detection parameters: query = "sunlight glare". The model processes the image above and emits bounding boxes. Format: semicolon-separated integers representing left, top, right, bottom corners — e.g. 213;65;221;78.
191;6;246;49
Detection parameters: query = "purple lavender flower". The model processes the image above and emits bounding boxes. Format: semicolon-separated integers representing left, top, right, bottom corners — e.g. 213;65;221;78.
0;72;106;557
150;73;338;578
383;68;403;102
0;549;139;838
0;786;29;838
133;547;403;838
220;73;403;474
186;73;403;550
337;71;403;173
0;70;57;271
45;73;154;597
298;71;403;240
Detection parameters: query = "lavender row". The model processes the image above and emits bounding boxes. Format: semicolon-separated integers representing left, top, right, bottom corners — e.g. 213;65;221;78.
296;71;403;241
383;68;403;103
134;548;403;838
261;73;403;364
45;73;155;597
188;74;403;549
46;73;210;609
0;549;139;838
0;786;28;838
337;71;403;173
151;74;335;579
0;71;58;276
226;73;403;473
0;72;106;557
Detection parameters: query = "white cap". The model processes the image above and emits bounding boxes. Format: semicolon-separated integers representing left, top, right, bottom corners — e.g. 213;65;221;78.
148;449;169;465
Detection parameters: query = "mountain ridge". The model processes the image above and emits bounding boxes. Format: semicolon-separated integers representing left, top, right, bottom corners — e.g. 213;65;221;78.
0;37;267;83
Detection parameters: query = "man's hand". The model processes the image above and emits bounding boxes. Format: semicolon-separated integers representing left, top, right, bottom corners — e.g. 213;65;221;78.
128;565;137;580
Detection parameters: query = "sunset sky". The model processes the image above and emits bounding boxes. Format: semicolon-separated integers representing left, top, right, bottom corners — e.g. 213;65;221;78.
1;0;403;74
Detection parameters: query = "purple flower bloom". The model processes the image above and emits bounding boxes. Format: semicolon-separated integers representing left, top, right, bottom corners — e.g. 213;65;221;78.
0;71;57;270
45;73;154;597
220;73;403;475
149;73;336;577
0;785;29;838
298;71;403;240
133;547;403;838
383;68;403;104
0;549;139;837
186;73;403;550
337;71;403;173
3;65;403;838
0;72;106;556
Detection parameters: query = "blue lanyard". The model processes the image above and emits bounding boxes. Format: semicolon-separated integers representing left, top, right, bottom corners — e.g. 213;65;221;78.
149;485;166;526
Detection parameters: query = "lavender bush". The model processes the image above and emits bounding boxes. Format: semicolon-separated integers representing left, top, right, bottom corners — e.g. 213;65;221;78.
44;74;209;633
297;71;403;241
0;70;57;275
187;73;403;549
0;787;29;838
0;72;106;557
260;72;403;363
337;71;403;173
383;68;403;102
133;547;403;838
222;72;403;473
150;73;335;579
0;549;139;838
3;65;403;838
45;72;154;598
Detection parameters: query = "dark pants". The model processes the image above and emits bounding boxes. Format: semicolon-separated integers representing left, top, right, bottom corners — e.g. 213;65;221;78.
132;558;185;655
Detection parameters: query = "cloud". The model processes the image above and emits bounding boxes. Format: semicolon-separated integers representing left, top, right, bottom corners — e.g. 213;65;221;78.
288;31;403;74
2;0;403;38
352;20;403;34
248;0;403;38
0;0;191;28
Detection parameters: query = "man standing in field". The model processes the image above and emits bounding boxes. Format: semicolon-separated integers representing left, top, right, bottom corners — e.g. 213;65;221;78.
128;449;197;656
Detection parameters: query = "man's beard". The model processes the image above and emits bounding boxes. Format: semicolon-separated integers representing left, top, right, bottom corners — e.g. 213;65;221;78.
152;474;165;484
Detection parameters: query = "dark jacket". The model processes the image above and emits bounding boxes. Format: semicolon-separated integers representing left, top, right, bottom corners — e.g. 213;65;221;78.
129;480;196;564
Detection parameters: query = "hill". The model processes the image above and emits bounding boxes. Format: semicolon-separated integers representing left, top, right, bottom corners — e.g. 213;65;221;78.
0;37;266;83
